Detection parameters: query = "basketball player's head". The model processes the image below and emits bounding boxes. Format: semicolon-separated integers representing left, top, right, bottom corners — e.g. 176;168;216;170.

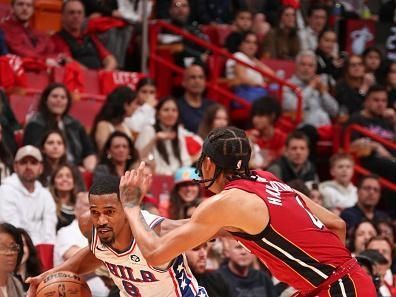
89;176;130;245
196;127;252;193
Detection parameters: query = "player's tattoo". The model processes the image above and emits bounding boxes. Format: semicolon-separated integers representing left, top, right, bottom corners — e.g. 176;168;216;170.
120;186;142;208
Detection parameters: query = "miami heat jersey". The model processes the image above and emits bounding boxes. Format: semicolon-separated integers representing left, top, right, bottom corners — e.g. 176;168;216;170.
226;171;353;292
90;211;208;297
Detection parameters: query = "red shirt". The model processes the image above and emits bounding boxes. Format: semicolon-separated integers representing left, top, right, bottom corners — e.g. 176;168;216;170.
247;128;287;159
0;16;57;60
52;31;110;61
226;171;353;292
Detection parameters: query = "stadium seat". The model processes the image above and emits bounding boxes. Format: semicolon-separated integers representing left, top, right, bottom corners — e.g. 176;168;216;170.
9;93;40;125
150;175;174;202
201;24;232;47
32;0;62;34
53;66;101;95
262;59;296;79
69;98;104;132
25;70;50;94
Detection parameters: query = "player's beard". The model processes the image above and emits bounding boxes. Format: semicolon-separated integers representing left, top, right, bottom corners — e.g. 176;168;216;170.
99;233;115;244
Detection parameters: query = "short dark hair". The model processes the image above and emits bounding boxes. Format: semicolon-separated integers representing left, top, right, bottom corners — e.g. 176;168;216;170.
0;223;24;269
89;175;120;199
366;235;393;252
285;131;309;147
365;85;387;100
308;3;328;17
234;30;257;52
251;96;281;123
362;46;382;61
357;174;380;189
61;0;84;12
329;152;354;168
234;9;253;19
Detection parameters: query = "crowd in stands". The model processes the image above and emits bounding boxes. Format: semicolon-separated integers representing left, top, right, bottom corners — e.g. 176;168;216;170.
0;0;396;296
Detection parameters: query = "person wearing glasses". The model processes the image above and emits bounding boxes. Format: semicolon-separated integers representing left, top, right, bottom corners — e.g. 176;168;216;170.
0;223;25;297
340;175;390;232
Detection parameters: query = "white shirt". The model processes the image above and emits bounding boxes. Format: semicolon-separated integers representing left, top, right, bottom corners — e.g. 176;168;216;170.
124;103;156;133
54;219;110;297
226;52;264;85
0;174;57;245
117;0;153;23
319;180;358;210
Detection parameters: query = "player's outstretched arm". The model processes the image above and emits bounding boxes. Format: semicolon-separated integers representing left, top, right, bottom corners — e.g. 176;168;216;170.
26;246;102;297
296;190;346;244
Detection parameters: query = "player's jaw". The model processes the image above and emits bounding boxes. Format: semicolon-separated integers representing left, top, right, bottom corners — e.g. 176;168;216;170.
97;225;115;244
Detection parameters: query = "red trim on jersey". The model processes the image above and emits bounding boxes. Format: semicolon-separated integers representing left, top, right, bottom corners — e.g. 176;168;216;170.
168;268;182;297
184;269;198;294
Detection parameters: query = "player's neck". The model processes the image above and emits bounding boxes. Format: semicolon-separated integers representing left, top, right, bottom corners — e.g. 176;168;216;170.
111;225;134;252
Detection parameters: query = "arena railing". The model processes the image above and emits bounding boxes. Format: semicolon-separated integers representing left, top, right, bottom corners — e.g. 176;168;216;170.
148;20;303;126
343;124;396;192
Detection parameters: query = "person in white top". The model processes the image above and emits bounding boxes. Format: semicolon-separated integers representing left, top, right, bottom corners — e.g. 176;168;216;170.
124;78;157;135
0;146;57;246
27;175;208;297
319;153;357;215
54;192;109;297
298;4;328;52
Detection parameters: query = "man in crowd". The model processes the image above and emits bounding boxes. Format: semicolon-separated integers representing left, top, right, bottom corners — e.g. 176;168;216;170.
0;145;57;246
299;4;328;51
52;0;117;70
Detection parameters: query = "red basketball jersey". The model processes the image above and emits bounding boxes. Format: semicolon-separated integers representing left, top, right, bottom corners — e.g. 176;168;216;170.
226;171;352;292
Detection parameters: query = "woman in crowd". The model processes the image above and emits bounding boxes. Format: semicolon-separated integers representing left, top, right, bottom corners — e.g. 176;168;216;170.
0;124;13;185
262;6;301;60
226;31;274;104
198;104;229;139
362;47;384;82
39;130;85;192
385;61;396;109
92;86;139;152
348;220;378;256
93;131;139;181
315;29;344;90
49;164;78;230
0;223;24;296
335;55;375;118
124;77;158;135
135;96;202;175
16;229;41;291
24;83;96;171
167;167;202;220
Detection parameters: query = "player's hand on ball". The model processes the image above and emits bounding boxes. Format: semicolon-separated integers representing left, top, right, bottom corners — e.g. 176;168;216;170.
26;273;46;297
120;161;152;208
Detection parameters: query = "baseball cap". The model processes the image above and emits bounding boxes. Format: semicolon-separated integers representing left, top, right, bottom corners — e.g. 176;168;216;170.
174;167;200;184
15;145;43;162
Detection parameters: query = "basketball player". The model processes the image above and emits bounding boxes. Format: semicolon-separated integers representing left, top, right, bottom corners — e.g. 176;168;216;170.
27;175;208;297
120;127;376;297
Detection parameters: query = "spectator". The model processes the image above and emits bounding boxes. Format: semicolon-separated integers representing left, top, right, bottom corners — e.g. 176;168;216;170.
267;131;319;184
178;64;213;133
319;153;357;215
298;4;328;51
347;220;377;255
226;31;274;104
53;192;110;296
283;50;339;129
366;236;396;296
49;164;79;231
335;54;375;117
135;96;202;175
262;6;301;60
198;104;229;139
52;0;117;70
0;90;20;155
362;47;384;83
219;238;277;297
38;130;85;192
0;0;61;66
166;167;201;219
0;29;7;55
92;86;138;152
225;9;254;53
308;182;324;206
341;175;390;231
315;29;344;89
376;220;396;252
385;61;396;109
185;242;232;297
93;131;139;180
247;96;287;169
158;0;209;67
194;0;242;24
24;83;97;172
0;146;57;245
124;77;157;135
0;124;13;185
348;85;396;182
16;228;41;290
357;249;386;295
0;223;25;297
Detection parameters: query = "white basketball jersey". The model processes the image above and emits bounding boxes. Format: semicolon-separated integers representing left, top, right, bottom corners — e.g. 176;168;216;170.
90;211;208;297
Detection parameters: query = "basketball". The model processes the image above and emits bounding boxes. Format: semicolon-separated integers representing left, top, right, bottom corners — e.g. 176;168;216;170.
36;271;92;297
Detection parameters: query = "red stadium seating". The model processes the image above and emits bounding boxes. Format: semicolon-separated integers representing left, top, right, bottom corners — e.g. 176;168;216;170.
69;98;104;132
262;59;296;79
201;24;232;47
0;2;10;20
9;93;40;125
25;70;50;94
